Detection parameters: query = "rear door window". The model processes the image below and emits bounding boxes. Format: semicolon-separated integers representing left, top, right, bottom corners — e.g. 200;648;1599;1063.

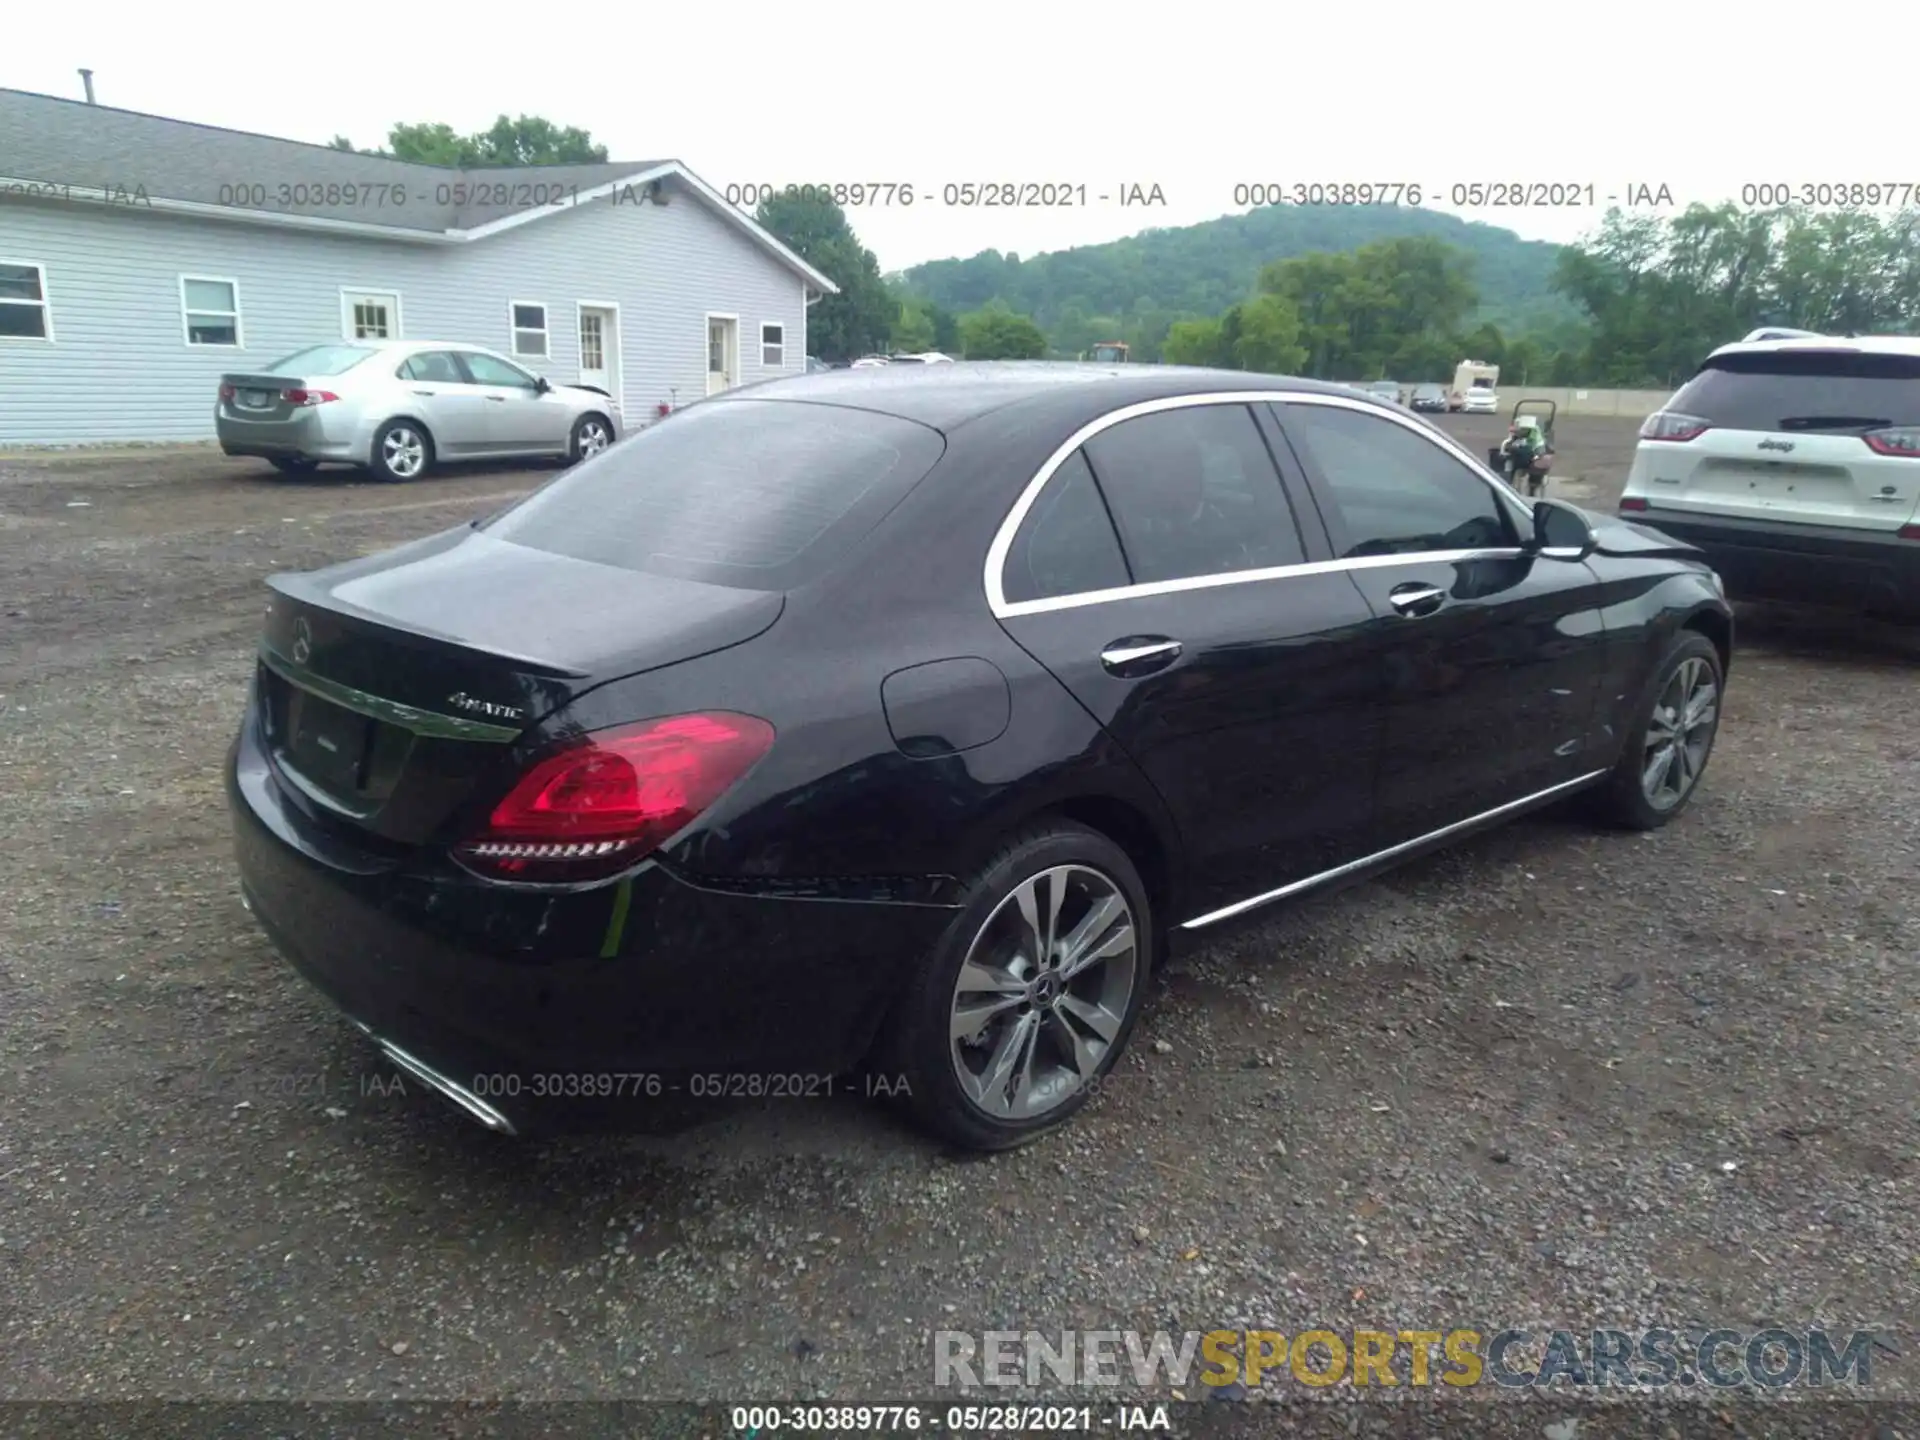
482;399;947;589
1669;350;1920;432
1083;404;1307;584
398;351;465;383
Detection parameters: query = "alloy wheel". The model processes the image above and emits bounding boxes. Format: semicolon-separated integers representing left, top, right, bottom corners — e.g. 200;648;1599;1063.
382;426;426;479
949;864;1138;1122
1641;656;1718;810
578;420;612;458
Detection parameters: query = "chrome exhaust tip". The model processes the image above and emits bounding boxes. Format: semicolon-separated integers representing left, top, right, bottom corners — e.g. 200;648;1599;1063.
360;1029;517;1135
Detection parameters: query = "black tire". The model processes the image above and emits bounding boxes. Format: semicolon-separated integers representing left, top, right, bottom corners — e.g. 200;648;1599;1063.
1588;630;1724;830
369;419;433;483
879;821;1155;1152
569;412;615;465
268;456;319;476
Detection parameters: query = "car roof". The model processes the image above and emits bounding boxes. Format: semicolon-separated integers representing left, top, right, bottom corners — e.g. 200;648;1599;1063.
313;339;496;356
1705;333;1920;362
711;361;1379;432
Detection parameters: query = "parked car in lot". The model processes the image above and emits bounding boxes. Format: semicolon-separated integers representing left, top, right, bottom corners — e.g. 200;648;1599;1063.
228;366;1732;1150
1410;383;1449;412
1459;387;1500;414
217;341;621;482
1621;334;1920;617
1366;380;1405;406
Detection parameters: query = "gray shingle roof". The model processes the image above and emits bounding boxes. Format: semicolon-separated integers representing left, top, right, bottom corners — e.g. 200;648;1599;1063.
0;87;667;232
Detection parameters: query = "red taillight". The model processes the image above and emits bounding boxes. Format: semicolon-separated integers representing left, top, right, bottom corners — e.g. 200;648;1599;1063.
218;383;236;402
281;388;339;406
1862;426;1920;457
455;712;774;882
1899;523;1920;540
1640;411;1711;442
1620;497;1649;512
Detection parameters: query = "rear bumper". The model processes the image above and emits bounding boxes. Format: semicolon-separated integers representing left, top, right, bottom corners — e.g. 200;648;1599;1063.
1621;504;1920;615
226;703;953;1133
216;409;362;463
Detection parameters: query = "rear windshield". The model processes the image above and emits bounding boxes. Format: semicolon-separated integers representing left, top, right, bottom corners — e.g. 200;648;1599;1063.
1671;349;1920;431
270;344;376;376
481;399;947;589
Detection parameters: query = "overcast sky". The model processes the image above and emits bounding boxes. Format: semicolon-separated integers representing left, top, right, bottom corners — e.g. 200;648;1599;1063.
8;0;1905;271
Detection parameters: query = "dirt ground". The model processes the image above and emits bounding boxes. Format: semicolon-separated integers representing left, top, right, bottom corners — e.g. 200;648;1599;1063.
1;414;1916;1427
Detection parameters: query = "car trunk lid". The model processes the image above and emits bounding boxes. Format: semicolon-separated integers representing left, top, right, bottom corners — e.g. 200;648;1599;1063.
256;526;784;846
220;372;313;422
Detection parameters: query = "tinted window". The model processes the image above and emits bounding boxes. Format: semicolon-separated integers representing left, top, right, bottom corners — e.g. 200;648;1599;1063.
482;399;946;589
1003;450;1131;603
462;352;536;388
270;344;375;376
1083;405;1305;584
1668;349;1920;431
1280;403;1516;558
399;351;464;383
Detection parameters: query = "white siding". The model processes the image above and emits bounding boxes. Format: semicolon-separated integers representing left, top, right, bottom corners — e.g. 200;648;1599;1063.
0;191;812;444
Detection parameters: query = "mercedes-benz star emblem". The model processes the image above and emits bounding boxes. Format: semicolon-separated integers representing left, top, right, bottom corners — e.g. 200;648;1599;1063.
292;617;312;665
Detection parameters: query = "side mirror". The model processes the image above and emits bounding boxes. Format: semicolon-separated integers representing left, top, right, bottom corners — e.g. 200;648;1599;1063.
534;375;551;394
1532;498;1596;558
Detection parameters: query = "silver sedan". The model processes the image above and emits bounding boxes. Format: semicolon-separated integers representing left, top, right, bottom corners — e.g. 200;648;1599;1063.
216;340;621;481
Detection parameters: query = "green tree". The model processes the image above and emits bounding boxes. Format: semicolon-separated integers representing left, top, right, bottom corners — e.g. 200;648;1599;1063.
1232;293;1306;374
755;192;892;362
889;295;937;352
959;307;1048;359
330;116;610;166
1260;237;1478;379
467;115;608;166
1162;316;1228;367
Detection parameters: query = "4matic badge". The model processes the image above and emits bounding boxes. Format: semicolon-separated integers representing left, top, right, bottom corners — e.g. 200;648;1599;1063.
447;692;525;721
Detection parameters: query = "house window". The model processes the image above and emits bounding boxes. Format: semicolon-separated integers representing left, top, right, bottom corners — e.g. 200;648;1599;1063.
181;276;242;346
761;322;785;368
0;261;51;340
510;302;549;358
342;290;399;340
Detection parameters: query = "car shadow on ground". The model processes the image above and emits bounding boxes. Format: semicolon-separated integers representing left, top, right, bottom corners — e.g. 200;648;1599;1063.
1733;601;1920;665
234;456;564;489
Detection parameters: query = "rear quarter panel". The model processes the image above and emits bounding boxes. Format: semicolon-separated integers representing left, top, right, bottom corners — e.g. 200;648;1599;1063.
539;421;1188;910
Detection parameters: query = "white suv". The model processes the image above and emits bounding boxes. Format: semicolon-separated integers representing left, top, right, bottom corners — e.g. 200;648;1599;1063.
1619;334;1920;617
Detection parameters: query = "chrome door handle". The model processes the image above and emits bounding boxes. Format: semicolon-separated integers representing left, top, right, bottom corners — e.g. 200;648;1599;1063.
410;389;435;397
1100;638;1182;677
1387;583;1446;617
484;395;508;402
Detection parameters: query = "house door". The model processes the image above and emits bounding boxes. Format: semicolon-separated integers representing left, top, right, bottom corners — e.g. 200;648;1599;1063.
706;316;738;395
578;305;618;397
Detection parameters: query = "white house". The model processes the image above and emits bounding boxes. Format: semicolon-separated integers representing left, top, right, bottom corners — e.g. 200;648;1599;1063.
0;87;837;446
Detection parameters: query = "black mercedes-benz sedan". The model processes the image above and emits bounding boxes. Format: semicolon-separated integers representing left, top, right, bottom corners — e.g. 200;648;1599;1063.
227;363;1732;1150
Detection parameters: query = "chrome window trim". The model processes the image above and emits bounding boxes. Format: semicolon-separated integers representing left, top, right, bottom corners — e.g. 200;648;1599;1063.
984;389;1537;619
1180;768;1610;930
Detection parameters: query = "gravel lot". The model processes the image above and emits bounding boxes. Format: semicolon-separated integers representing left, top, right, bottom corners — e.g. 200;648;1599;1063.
2;415;1915;1429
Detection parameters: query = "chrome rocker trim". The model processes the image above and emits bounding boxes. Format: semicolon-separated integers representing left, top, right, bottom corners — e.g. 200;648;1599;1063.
1180;769;1610;930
